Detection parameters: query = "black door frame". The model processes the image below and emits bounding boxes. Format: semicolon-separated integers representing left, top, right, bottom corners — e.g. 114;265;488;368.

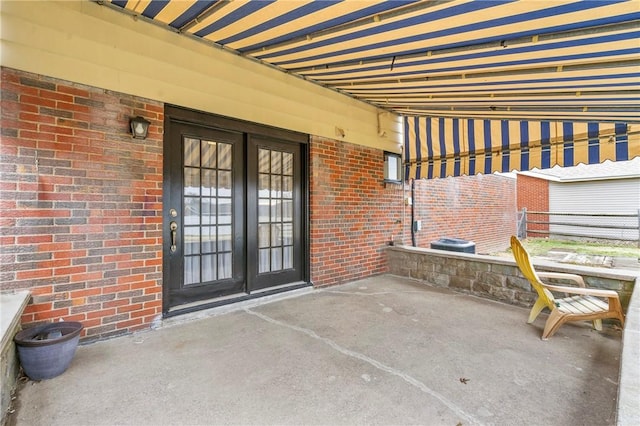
162;105;310;316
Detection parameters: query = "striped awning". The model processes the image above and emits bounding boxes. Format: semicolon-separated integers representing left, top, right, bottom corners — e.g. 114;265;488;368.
104;1;639;177
103;0;640;123
404;117;640;178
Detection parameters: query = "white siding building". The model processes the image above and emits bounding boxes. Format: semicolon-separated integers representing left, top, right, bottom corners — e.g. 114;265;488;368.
521;158;640;242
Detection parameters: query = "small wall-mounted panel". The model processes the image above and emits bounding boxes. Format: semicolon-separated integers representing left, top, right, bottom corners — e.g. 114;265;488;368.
384;151;402;183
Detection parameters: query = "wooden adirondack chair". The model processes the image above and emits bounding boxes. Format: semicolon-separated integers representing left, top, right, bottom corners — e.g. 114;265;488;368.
510;236;625;340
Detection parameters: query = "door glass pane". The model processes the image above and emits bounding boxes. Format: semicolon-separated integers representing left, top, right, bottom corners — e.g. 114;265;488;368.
201;226;215;253
218;253;232;279
258;149;270;173
258;199;270;223
258;174;270;193
184;168;200;196
218;171;232;195
271;175;281;198
184;256;199;285
283;246;293;269
258;224;270;248
282;152;293;175
202;169;216;196
271;248;282;270
202;198;217;225
202;254;216;282
282;176;293;196
271;199;281;221
259;249;270;273
271;151;281;174
184;226;199;255
218;199;232;225
218;143;232;170
257;147;294;274
282;200;293;222
183;137;234;285
282;223;293;245
218;225;232;251
202;141;217;168
184;138;199;167
271;223;282;246
184;198;200;224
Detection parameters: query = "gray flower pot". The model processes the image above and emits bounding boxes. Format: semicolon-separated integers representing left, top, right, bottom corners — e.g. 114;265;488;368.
14;322;83;381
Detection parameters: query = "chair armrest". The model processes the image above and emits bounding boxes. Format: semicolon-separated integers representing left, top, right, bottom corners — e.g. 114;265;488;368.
541;282;620;299
537;272;586;287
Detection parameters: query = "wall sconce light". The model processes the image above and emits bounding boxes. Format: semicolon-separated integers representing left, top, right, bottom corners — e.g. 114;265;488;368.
130;116;150;140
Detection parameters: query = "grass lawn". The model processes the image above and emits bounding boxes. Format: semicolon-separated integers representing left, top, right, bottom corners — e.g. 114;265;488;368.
515;237;640;258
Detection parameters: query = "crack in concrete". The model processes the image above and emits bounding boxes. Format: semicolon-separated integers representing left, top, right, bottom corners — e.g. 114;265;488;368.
245;307;481;425
321;290;428;296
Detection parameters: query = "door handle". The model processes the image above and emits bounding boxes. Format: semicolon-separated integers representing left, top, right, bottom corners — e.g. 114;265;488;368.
169;221;177;253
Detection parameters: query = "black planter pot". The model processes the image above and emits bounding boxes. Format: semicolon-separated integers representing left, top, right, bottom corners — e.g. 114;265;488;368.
14;322;83;381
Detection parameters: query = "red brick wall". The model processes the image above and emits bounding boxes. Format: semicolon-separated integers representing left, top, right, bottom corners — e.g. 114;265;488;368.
410;174;517;254
0;66;520;339
309;136;404;286
0;67;163;341
516;174;549;236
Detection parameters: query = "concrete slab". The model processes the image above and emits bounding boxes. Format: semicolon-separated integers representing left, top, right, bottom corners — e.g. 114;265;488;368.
9;275;622;426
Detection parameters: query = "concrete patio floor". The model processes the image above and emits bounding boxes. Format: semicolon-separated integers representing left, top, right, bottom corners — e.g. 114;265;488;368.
9;275;622;426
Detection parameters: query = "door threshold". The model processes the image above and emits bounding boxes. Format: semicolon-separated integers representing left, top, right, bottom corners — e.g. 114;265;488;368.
167;292;246;314
250;281;308;294
163;282;312;319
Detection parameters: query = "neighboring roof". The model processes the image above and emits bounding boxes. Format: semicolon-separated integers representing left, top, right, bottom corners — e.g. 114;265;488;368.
518;157;640;182
103;0;640;123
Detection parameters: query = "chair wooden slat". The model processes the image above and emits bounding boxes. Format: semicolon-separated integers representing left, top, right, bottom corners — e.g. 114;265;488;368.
576;295;608;312
557;297;588;314
557;296;602;315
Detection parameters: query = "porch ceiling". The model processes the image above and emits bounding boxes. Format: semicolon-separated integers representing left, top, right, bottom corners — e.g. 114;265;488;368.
103;0;639;123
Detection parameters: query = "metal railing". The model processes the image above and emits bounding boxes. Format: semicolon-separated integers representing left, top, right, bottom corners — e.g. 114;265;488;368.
517;208;640;246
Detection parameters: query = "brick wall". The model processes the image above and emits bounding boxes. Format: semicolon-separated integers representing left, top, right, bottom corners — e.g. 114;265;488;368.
410;174;517;254
308;138;518;286
516;174;549;237
309;136;404;286
0;67;163;341
0;66;520;339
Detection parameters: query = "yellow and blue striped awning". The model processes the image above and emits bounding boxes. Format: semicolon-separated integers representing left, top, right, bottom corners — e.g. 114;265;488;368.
104;0;640;123
103;1;640;177
404;117;640;178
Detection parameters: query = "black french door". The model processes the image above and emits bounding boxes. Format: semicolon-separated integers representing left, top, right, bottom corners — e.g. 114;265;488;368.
247;136;305;291
163;107;307;312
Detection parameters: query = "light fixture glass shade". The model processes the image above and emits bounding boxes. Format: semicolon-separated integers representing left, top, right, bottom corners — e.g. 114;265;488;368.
130;116;150;139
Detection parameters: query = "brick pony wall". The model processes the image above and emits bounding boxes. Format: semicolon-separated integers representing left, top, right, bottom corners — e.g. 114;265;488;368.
309;136;404;286
0;67;163;341
516;174;549;237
